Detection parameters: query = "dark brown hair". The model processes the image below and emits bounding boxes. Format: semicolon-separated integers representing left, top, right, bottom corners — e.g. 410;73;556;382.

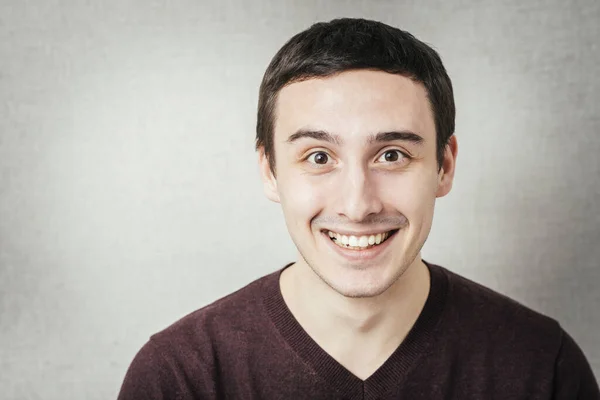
255;18;455;176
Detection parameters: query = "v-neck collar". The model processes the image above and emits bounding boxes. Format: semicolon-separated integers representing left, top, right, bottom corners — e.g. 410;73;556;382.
262;260;449;400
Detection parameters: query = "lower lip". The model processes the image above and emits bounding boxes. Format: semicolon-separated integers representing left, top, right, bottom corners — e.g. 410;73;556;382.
321;230;399;263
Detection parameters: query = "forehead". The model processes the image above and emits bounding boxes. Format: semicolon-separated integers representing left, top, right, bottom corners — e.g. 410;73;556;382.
274;70;435;142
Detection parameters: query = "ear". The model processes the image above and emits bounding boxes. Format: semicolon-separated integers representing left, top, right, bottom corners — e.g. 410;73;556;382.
258;147;281;203
436;134;458;198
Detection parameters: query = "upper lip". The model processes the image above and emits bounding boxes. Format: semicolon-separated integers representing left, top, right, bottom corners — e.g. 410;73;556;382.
321;228;398;237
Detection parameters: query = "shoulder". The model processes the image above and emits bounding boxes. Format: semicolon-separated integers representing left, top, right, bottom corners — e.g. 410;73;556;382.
433;264;563;352
150;269;280;350
554;329;600;398
118;270;282;399
424;263;599;397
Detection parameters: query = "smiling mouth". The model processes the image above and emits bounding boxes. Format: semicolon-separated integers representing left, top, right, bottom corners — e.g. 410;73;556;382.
322;229;399;250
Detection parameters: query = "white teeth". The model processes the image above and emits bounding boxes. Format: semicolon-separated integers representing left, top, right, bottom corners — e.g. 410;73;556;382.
348;236;358;247
375;233;382;244
326;230;395;249
358;236;369;247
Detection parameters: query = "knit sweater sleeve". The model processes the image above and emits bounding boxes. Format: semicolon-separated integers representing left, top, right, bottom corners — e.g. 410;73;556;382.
116;338;216;400
552;329;600;400
116;339;182;400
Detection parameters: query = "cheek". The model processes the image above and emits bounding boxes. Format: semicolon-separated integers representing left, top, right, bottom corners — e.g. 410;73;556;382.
408;176;439;233
278;174;329;222
382;170;438;216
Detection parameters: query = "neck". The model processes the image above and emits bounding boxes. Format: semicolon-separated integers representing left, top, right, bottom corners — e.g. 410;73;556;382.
280;255;431;344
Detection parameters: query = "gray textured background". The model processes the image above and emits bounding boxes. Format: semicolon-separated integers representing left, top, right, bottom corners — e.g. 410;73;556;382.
1;1;598;398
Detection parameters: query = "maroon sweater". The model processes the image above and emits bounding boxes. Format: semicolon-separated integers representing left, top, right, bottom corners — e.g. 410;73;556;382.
117;261;599;399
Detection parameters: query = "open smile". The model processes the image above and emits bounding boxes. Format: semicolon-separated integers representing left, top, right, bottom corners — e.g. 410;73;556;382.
320;228;400;262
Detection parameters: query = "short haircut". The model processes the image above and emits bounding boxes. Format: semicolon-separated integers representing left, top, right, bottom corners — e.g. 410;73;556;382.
255;18;455;176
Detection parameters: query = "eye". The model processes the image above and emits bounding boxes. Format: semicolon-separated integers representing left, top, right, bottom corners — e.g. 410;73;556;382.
306;151;331;165
377;149;408;163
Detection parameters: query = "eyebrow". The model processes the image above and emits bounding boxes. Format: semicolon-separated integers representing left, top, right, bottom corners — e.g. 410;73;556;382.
285;129;425;146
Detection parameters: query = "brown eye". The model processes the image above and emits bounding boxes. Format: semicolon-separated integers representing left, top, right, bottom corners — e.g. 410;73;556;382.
384;151;399;162
377;150;407;163
307;152;330;165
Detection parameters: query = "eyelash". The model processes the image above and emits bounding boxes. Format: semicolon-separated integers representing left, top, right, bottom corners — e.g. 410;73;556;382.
304;149;411;166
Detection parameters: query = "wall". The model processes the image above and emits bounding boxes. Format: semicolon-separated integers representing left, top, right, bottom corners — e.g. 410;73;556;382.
0;0;598;398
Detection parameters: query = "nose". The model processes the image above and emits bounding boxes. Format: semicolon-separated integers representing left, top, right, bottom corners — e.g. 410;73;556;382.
333;163;383;222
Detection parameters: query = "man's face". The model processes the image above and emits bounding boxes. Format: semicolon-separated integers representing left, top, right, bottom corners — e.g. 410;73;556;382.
259;70;456;298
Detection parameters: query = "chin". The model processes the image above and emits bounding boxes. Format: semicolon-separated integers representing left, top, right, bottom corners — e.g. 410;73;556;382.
315;264;400;299
332;283;390;299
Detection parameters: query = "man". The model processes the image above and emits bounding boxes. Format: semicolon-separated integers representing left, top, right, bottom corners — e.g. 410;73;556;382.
117;18;599;399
